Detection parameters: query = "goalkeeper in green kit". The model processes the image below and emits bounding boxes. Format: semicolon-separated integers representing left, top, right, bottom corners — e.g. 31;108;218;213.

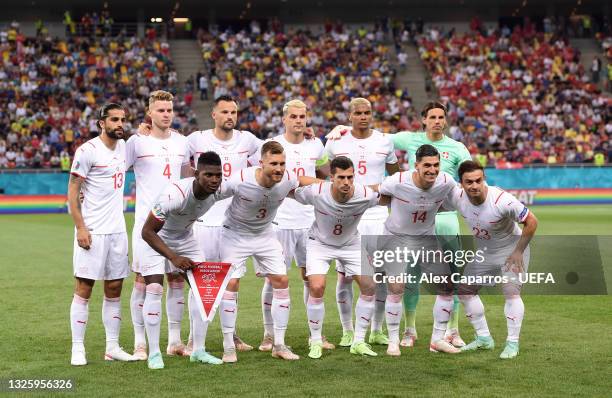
327;101;471;349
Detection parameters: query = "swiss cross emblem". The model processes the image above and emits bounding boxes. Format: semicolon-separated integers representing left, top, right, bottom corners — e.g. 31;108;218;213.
442;152;449;159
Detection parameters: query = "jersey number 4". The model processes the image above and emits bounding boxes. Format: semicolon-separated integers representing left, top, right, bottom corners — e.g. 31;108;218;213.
163;164;172;179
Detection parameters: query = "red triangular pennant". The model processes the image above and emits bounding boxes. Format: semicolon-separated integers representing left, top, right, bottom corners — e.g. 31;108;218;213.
187;262;233;322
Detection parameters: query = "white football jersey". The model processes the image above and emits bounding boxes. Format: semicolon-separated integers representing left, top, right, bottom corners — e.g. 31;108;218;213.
379;170;456;236
444;185;529;250
151;177;231;242
324;129;397;220
126;132;190;223
255;134;325;229
187;129;261;226
222;167;299;234
70;137;126;234
294;182;380;246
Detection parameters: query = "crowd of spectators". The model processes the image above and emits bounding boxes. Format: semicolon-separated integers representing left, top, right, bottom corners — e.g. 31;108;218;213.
199;24;419;140
0;22;197;170
418;24;611;166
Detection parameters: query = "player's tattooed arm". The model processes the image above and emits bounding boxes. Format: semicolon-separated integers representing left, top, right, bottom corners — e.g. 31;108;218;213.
505;211;538;273
385;162;401;176
378;194;391;206
141;213;195;270
68;174;91;250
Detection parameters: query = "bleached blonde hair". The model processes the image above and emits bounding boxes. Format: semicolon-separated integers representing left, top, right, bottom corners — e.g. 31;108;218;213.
349;97;372;113
282;99;307;116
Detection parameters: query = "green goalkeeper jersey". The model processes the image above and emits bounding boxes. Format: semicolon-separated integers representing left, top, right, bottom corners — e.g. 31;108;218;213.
389;131;472;177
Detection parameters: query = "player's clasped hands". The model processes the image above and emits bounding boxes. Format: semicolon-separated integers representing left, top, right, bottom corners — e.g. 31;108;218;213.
170;255;196;270
76;226;92;250
504;251;525;274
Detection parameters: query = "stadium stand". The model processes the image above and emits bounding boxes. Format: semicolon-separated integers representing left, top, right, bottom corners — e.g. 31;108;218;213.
0;23;197;169
198;25;418;140
418;26;611;166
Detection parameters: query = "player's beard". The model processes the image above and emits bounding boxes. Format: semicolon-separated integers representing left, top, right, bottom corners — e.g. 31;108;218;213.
106;128;125;140
221;120;235;132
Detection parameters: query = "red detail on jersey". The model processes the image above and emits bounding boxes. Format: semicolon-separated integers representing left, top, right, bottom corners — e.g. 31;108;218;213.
363;185;367;197
443;173;447;183
494;191;505;204
240;169;244;182
286;170;290;180
376;152;389;155
318;182;324;194
489;219;502;224
395;196;410;204
399;172;403;183
237;150;249;155
92;165;108;168
172;183;186;199
70;172;86;180
136;154;155;158
460;190;464;198
335;152;349;156
86;141;96;148
316;209;330;216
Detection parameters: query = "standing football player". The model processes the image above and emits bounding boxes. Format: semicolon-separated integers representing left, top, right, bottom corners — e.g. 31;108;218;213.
127;90;192;360
323;98;400;348
444;160;537;359
68;103;135;365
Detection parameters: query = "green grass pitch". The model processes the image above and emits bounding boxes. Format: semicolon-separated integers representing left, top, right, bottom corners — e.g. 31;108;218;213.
0;205;611;397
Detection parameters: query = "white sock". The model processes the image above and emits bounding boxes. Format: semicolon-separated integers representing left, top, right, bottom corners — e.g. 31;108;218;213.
187;292;193;345
431;295;453;343
371;283;387;332
461;295;491;337
130;281;146;348
166;280;185;346
336;274;354;332
261;278;274;337
220;291;237;351
307;296;324;344
354;294;375;343
272;288;291;346
102;296;122;352
189;290;208;352
303;280;310;307
385;294;403;344
143;283;163;355
504;296;524;342
70;294;89;351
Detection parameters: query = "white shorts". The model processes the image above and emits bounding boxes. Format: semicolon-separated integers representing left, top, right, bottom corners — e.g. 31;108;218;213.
140;233;204;277
274;226;308;269
336;217;385;273
463;246;531;286
73;232;129;281
377;229;452;278
220;226;286;279
193;223;223;262
307;238;372;277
